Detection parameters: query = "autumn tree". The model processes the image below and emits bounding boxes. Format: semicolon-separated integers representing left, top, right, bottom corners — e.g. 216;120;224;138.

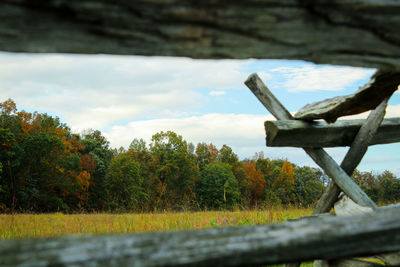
242;162;266;206
272;161;295;204
0;99;17;115
255;158;274;187
18;113;90;211
0;99;96;212
81;129;113;211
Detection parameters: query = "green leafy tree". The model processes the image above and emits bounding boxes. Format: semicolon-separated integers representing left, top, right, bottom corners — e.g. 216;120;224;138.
264;189;281;207
294;166;323;206
0;161;4;211
0;128;19;210
218;144;239;167
304;179;324;206
195;142;219;170
197;162;240;210
0;99;90;212
0;100;24;211
195;142;210;170
81;129;113;211
127;149;158;211
378;171;400;203
129;138;147;152
232;165;251;207
352;170;380;202
150;131;199;210
21;132;69;211
104;153;144;211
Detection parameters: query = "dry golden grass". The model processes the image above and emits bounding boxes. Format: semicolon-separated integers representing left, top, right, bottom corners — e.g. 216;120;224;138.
0;207;312;239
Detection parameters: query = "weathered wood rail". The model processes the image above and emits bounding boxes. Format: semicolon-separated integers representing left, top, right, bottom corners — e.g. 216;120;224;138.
294;71;400;123
245;73;399;267
313;98;389;215
1;206;400;267
1;0;400;71
265;117;400;148
1;1;400;266
245;74;378;210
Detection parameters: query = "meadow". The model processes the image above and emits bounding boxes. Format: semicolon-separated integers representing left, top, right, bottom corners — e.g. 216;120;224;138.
0;207;312;239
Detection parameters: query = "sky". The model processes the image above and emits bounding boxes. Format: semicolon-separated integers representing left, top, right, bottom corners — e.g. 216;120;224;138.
1;52;400;175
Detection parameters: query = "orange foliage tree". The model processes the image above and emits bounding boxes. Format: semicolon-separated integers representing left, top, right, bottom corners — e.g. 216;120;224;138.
0;99;92;211
272;161;295;204
243;162;266;206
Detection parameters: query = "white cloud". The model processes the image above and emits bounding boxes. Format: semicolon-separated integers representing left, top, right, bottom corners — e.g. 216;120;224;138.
392;166;400;177
257;72;273;82
105;113;273;149
209;91;226;96
0;53;251;130
2;53;397;172
104;113;355;167
271;65;375;92
386;104;400;118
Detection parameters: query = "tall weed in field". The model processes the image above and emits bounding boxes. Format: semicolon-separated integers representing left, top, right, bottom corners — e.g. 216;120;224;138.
0;207;311;239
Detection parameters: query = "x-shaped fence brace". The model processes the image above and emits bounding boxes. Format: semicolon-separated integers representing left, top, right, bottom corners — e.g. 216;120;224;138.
245;73;393;266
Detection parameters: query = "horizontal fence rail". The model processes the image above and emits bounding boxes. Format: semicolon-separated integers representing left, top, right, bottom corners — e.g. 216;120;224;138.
265;117;400;148
1;206;400;267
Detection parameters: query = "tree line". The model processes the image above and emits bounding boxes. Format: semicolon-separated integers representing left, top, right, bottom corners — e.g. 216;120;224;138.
0;99;398;213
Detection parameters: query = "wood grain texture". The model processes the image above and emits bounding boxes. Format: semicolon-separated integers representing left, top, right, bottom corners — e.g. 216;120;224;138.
328;259;381;267
377;253;400;266
286;98;388;267
247;75;381;267
245;73;377;209
1;206;400;267
294;71;399;123
265;117;399;148
305;147;377;209
328;211;400;266
245;73;293;120
1;0;400;70
332;194;400;266
313;98;387;214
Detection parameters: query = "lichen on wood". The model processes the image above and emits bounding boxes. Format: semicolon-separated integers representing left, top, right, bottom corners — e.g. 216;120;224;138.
1;1;400;71
294;71;400;123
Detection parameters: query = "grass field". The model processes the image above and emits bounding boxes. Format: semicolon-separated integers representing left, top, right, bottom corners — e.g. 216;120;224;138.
0;208;316;267
0;207;312;239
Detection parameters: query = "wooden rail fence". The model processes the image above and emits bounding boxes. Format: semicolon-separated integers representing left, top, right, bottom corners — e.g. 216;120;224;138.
1;73;399;267
1;1;400;266
245;73;400;266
